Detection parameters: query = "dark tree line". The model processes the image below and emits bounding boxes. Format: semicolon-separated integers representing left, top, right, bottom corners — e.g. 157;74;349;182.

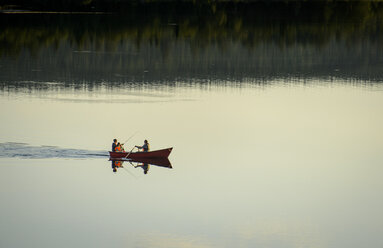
1;1;383;57
1;1;383;85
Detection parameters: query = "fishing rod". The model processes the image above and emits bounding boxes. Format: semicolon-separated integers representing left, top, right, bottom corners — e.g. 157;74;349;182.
121;165;138;179
121;131;139;145
127;160;144;179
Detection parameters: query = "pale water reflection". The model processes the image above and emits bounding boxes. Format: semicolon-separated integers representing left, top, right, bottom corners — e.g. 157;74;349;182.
0;142;106;159
0;80;382;248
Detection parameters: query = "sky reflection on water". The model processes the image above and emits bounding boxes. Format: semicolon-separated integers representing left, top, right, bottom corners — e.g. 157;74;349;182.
0;79;382;248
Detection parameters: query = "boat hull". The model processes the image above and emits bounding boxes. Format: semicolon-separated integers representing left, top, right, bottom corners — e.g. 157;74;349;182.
109;147;173;159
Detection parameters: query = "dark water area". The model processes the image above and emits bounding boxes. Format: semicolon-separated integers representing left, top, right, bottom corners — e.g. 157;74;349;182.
1;1;383;91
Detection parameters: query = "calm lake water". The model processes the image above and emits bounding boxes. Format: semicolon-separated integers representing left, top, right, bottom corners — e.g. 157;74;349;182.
1;3;383;247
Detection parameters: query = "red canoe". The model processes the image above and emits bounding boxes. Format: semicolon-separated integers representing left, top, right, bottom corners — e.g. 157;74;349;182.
109;147;173;159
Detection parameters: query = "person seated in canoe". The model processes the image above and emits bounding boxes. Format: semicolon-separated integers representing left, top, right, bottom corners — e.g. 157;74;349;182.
112;139;118;152
135;140;150;152
115;142;123;152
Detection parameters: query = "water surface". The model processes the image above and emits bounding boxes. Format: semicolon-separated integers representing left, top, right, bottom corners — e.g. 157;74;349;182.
1;80;382;248
1;3;383;247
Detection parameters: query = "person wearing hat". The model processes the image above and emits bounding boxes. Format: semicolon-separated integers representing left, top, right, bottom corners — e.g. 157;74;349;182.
112;139;118;152
136;140;150;152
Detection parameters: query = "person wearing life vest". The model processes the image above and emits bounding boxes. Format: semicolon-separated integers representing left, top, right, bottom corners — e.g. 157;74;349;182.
135;140;150;152
115;142;122;152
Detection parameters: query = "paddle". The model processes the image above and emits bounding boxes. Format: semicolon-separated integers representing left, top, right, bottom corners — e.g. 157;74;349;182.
124;146;136;159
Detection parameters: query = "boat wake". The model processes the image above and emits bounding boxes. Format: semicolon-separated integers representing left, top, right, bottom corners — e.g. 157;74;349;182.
0;142;108;159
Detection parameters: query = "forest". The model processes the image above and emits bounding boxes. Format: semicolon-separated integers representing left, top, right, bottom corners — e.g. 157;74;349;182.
1;1;383;85
1;1;383;57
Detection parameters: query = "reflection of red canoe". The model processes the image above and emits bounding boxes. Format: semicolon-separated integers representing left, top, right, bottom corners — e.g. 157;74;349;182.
109;147;173;159
130;157;172;168
110;157;172;168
